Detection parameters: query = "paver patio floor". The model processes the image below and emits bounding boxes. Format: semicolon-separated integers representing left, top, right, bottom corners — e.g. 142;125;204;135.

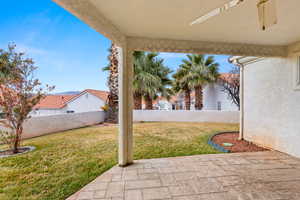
67;151;300;200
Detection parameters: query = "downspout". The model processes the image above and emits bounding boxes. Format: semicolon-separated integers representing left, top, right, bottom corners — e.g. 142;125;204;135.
238;63;244;140
229;57;245;140
229;56;262;140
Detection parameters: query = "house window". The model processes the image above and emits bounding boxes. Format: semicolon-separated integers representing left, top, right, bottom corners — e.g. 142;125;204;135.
217;101;222;111
294;56;300;90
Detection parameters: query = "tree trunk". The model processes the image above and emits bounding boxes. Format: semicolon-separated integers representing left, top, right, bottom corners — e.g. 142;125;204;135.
144;94;153;110
184;89;191;110
134;92;142;110
106;43;119;123
194;85;203;110
106;93;119;123
13;126;22;154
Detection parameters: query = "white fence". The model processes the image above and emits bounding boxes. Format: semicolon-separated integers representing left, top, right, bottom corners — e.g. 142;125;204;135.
133;110;239;123
21;111;105;139
1;110;238;140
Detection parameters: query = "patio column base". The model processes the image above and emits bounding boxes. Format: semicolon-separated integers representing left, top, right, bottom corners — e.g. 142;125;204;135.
118;161;134;168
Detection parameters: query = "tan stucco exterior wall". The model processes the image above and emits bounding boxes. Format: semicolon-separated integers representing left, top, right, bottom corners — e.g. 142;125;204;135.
244;56;300;158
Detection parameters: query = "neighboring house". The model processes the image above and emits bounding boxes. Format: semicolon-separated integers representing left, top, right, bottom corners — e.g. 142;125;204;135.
148;73;239;111
141;98;171;110
202;73;239;111
32;89;108;116
153;99;173;111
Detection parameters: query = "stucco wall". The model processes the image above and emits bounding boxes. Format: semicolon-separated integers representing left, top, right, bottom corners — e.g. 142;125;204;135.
21;111;105;139
133;110;239;123
31;107;68;116
203;83;239;111
67;92;105;113
203;84;218;110
244;56;300;158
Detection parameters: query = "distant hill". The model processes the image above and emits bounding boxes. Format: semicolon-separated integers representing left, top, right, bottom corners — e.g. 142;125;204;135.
54;91;81;95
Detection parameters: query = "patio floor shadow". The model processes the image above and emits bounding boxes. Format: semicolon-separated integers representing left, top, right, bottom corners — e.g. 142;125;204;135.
67;151;300;200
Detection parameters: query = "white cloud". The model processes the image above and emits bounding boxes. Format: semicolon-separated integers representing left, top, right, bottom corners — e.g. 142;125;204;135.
16;44;48;56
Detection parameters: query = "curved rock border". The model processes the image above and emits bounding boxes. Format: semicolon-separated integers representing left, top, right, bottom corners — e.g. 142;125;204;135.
208;131;238;153
0;146;36;158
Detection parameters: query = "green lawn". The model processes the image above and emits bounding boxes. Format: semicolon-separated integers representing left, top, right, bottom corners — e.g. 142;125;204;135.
0;122;238;200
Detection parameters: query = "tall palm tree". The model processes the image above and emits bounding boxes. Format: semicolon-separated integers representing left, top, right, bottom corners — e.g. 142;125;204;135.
172;67;192;110
156;59;173;102
132;51;144;109
133;52;172;110
102;43;119;122
179;54;219;110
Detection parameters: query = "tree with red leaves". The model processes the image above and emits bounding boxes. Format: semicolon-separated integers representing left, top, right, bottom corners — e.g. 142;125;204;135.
0;44;54;153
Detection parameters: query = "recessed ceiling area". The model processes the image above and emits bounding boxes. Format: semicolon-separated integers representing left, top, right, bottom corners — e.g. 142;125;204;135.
88;0;300;46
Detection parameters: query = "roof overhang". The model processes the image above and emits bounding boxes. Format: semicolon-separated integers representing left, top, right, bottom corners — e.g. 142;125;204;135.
229;56;265;66
53;0;300;57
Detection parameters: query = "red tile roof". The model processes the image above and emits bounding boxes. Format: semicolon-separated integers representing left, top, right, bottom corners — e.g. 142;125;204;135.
83;89;108;102
219;73;239;82
34;95;77;109
34;89;109;109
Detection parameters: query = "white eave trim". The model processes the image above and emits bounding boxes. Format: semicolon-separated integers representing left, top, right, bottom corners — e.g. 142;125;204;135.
229;56;265;66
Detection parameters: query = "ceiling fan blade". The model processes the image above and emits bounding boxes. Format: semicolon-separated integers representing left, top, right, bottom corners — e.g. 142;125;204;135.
190;0;244;26
257;0;277;30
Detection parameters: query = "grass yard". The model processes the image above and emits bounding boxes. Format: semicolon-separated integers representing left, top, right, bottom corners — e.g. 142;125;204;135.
0;122;238;200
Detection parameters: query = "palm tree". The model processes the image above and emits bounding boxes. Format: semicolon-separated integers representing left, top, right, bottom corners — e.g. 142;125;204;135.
179;54;219;110
132;51;144;109
172;67;193;110
102;43;119;122
133;52;172;110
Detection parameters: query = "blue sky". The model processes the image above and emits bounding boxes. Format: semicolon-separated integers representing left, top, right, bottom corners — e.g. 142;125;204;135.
0;0;235;93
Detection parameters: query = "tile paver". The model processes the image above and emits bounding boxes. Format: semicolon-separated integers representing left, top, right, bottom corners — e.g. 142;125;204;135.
125;179;161;190
143;187;171;200
125;190;143;200
67;151;300;200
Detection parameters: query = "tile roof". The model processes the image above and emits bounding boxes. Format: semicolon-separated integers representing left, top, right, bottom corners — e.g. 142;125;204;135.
83;89;108;102
34;89;109;109
219;73;239;84
34;95;77;109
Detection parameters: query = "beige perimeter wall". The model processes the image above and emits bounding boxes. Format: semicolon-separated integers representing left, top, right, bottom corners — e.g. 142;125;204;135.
244;56;300;158
22;111;105;139
133;110;239;123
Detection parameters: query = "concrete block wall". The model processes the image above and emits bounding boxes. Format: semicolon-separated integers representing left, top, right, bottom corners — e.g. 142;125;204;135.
22;111;105;139
133;110;239;123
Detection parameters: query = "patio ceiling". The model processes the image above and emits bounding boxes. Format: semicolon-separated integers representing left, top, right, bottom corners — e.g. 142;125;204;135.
53;0;300;57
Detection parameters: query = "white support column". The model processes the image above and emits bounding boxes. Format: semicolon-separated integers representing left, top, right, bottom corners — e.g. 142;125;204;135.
239;64;245;140
118;45;134;166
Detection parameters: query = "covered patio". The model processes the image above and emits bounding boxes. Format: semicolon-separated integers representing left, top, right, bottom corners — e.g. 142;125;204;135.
52;0;300;199
68;151;300;200
52;0;300;166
